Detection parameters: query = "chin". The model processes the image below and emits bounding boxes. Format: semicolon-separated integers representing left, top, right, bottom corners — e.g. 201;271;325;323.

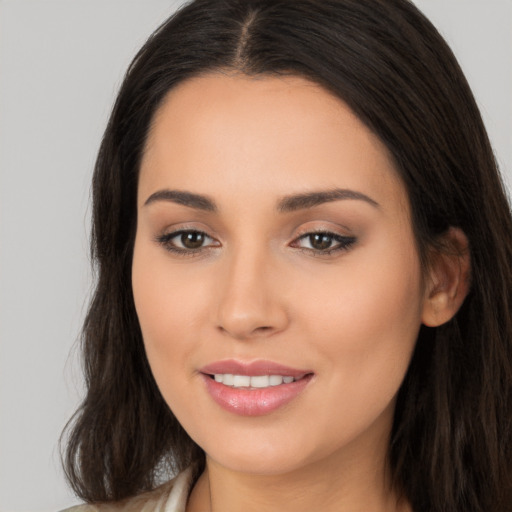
195;422;333;476
208;446;311;476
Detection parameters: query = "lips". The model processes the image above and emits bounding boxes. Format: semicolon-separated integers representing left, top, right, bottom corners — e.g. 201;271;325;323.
199;360;314;416
201;359;311;375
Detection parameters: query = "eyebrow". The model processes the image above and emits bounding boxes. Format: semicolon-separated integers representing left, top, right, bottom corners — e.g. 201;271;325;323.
277;188;379;212
143;187;379;212
144;189;217;211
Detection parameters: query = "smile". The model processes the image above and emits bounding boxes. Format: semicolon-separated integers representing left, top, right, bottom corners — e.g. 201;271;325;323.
199;360;314;416
211;374;305;388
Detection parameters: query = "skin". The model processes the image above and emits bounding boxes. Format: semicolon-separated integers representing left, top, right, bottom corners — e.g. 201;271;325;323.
132;73;469;512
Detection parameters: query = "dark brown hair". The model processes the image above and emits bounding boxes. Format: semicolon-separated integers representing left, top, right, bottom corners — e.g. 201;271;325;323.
62;1;512;510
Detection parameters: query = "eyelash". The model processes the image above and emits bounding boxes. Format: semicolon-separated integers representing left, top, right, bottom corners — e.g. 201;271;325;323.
292;231;357;255
155;229;356;257
155;230;218;256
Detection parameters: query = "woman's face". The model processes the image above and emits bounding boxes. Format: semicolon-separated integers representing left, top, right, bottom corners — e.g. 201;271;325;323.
132;73;429;475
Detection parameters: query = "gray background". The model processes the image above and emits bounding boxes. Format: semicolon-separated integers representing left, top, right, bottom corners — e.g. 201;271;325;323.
0;1;510;510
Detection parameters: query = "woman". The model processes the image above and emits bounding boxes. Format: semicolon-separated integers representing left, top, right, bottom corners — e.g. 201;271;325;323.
61;0;512;511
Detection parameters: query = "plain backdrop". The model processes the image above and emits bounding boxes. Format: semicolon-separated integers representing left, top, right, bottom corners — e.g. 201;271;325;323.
0;1;511;510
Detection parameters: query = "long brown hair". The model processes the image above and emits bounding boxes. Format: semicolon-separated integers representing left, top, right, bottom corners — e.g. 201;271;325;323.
62;1;512;510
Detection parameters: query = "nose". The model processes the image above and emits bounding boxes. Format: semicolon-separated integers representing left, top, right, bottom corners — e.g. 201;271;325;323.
215;249;289;340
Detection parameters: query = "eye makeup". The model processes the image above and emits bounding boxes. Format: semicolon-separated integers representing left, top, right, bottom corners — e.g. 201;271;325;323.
155;227;357;258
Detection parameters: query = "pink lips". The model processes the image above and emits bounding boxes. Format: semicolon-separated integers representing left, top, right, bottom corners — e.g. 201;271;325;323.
199;360;314;416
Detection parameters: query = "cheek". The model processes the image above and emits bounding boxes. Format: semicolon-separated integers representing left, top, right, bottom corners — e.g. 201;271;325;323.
131;239;208;379
301;238;424;410
325;263;422;347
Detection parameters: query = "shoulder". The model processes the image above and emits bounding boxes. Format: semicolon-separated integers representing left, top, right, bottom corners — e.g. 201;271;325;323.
59;505;100;512
59;466;195;512
60;506;98;512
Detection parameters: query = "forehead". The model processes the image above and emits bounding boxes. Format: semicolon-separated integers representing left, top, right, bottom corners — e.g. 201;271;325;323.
139;73;408;216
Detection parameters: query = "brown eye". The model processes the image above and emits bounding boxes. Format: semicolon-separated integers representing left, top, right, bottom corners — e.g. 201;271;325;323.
180;231;206;249
156;229;219;254
309;233;334;251
293;231;357;254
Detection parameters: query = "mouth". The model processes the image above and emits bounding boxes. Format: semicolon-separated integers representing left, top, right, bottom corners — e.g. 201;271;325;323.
199;360;314;416
205;373;310;389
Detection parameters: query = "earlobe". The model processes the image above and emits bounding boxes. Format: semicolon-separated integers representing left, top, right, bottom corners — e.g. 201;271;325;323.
421;227;471;327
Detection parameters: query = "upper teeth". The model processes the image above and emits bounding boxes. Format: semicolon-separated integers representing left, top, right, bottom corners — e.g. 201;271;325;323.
214;374;298;388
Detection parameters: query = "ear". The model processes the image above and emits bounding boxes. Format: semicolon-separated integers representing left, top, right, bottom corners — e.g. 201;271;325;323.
421;227;471;327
